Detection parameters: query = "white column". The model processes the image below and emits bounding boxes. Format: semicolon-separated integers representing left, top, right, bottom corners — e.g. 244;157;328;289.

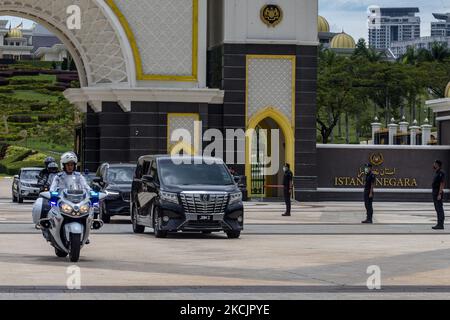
399;116;409;133
388;118;398;145
421;118;432;145
371;117;382;145
409;120;420;145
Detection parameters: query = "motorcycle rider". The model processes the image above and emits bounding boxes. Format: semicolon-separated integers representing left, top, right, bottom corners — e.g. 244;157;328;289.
37;156;56;184
38;162;59;192
50;152;91;193
34;152;91;228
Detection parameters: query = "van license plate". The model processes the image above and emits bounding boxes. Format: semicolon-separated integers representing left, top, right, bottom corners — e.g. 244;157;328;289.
198;215;213;221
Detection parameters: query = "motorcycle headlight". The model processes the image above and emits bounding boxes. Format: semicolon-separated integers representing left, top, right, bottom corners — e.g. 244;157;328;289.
229;192;243;205
160;191;179;204
60;203;73;215
79;204;90;214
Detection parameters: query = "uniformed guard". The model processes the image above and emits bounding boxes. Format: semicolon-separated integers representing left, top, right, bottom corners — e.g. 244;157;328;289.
282;163;293;217
432;160;446;230
362;163;375;224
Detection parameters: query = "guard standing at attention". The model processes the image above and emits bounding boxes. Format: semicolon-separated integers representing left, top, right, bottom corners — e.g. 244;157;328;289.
282;163;293;217
432;160;446;230
362;163;376;224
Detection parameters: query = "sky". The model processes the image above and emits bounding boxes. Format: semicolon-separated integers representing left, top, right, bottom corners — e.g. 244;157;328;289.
319;0;450;41
2;1;450;42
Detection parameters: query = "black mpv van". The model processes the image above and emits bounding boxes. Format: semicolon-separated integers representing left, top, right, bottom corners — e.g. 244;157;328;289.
131;155;244;239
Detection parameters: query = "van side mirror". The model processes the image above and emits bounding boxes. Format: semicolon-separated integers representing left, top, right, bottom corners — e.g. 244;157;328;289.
234;176;241;183
142;175;154;183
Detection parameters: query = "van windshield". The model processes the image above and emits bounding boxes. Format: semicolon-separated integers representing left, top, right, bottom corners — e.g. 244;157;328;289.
158;159;234;186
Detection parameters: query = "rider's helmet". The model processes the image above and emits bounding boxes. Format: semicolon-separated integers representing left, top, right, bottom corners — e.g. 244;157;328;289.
47;162;59;174
60;152;78;172
44;156;56;169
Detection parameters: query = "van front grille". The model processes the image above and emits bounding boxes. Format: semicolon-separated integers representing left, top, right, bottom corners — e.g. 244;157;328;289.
180;193;228;214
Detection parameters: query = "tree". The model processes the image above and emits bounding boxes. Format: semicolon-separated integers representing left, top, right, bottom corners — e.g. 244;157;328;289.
317;50;359;143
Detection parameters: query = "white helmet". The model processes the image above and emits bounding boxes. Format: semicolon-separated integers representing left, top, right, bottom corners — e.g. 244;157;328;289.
60;152;78;169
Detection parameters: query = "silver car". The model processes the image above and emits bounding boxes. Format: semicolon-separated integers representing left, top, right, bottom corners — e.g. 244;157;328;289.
12;167;43;203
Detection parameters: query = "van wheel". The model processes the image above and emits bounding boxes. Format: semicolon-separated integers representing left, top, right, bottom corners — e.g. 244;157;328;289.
153;207;167;238
132;204;145;234
69;233;81;262
55;248;68;258
226;231;241;239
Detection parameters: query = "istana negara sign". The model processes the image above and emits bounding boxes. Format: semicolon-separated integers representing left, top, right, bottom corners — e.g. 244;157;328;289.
334;152;418;188
318;145;450;192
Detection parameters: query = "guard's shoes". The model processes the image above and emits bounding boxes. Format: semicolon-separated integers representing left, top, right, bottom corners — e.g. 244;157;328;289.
282;213;291;217
85;239;90;245
361;220;373;224
432;225;444;230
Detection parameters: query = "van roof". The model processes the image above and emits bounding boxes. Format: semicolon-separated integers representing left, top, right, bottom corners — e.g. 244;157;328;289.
138;155;225;163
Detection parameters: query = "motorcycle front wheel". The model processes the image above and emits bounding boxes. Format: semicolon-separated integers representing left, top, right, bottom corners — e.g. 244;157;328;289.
69;233;81;262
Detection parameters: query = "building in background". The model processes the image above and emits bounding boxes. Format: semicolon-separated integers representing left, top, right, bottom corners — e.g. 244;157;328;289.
368;6;421;50
34;44;67;62
0;19;64;61
390;13;450;59
318;15;356;54
390;36;450;58
431;13;450;37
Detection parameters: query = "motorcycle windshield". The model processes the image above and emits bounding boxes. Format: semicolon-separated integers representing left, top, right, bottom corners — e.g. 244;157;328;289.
61;175;87;203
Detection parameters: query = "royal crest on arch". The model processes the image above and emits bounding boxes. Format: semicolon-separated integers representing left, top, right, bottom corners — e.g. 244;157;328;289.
260;4;283;27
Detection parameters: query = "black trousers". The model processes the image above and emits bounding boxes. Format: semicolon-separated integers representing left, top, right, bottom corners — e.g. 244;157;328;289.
284;188;291;214
433;193;445;226
364;192;374;221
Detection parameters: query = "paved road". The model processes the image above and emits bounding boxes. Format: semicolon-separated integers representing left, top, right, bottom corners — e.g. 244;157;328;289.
2;178;450;300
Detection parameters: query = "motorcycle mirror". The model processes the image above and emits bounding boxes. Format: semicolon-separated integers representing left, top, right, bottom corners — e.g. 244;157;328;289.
92;177;102;184
40;192;51;200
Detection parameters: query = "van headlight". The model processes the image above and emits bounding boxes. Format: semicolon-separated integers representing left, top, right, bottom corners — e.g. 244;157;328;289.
160;191;179;204
229;192;242;205
60;203;73;215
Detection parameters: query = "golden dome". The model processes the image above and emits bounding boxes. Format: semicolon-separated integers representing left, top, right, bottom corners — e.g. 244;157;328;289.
330;32;356;49
318;16;330;33
7;27;23;38
445;82;450;98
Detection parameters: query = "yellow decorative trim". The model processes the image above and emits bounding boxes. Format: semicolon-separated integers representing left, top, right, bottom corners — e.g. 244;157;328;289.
106;0;198;82
167;113;201;155
245;55;297;198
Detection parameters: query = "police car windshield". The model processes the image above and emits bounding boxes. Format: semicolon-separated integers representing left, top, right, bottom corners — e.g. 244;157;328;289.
20;170;41;180
158;159;234;186
107;167;134;184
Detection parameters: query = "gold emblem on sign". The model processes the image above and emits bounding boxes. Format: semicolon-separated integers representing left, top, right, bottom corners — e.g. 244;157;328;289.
369;153;384;166
260;4;283;27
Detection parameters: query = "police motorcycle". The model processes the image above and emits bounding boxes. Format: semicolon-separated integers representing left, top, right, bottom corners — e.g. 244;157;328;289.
33;173;106;262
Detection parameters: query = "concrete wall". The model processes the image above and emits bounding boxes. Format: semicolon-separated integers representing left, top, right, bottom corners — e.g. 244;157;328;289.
314;145;450;201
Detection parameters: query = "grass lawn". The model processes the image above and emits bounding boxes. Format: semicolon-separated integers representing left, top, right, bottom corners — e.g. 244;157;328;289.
9;90;60;103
